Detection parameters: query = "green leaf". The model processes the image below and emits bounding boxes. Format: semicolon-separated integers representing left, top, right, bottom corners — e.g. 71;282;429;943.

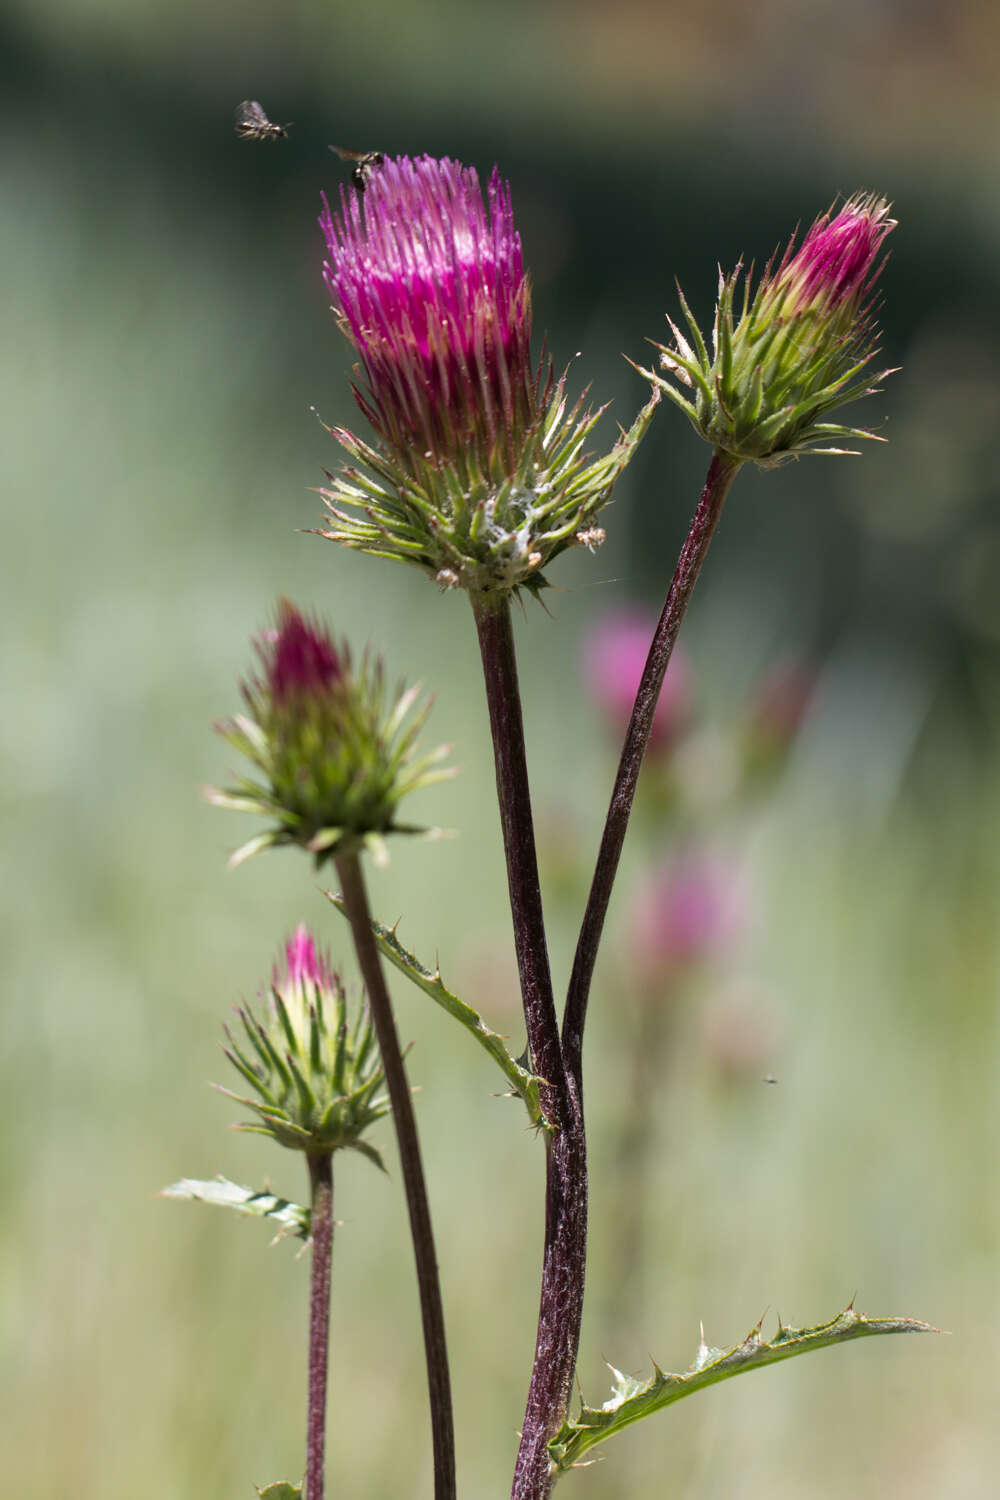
324;891;548;1130
548;1303;938;1478
256;1484;302;1498
161;1177;310;1240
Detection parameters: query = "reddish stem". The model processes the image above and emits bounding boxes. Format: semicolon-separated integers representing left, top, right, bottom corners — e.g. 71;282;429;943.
335;850;457;1500
470;592;586;1500
563;451;741;1089
304;1151;334;1500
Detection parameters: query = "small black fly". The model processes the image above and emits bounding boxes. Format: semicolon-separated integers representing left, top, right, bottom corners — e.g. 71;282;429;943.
329;146;385;192
234;100;291;142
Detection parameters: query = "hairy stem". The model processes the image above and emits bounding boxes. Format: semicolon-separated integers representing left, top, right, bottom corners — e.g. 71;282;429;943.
334;850;457;1500
511;1113;587;1499
304;1151;334;1500
562;451;741;1088
470;591;586;1500
470;592;566;1123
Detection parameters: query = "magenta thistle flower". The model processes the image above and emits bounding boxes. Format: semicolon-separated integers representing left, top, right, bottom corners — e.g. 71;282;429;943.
647;192;897;466
585;611;691;750
317;155;657;595
321;156;534;472
218;925;389;1159
205;600;454;868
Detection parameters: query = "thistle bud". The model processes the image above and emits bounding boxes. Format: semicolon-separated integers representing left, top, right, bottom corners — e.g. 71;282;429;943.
317;155;657;596
206;600;453;867
648;194;896;466
218;926;388;1161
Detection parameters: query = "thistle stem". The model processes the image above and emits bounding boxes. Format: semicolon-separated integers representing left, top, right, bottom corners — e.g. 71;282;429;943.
334;850;457;1500
511;1114;587;1500
562;450;741;1088
304;1151;334;1500
470;592;566;1121
470;591;586;1500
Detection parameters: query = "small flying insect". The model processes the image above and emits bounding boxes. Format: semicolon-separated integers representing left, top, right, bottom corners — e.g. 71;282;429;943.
234;100;291;143
329;145;385;193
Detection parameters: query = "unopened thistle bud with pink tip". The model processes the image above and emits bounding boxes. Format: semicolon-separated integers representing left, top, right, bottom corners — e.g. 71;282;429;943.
316;154;657;596
647;193;897;466
206;600;453;867
218;924;388;1161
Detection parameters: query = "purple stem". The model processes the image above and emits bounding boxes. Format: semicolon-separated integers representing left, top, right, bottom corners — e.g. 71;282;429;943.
511;1111;587;1499
304;1151;334;1500
470;592;586;1500
562;451;741;1088
470;593;566;1122
334;850;457;1500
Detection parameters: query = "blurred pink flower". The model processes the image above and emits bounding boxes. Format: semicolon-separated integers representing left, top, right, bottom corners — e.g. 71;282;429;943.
630;850;740;976
585;611;691;750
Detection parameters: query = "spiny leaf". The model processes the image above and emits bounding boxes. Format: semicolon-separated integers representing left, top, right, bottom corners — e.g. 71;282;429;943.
324;891;547;1130
161;1177;310;1240
548;1303;938;1477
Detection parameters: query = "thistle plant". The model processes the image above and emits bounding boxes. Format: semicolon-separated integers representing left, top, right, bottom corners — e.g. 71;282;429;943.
170;151;934;1500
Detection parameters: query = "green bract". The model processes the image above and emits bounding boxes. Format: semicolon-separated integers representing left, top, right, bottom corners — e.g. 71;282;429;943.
316;378;659;597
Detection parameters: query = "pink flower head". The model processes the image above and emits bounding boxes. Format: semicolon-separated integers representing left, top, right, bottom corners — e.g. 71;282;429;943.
278;924;334;992
631;852;739;977
260;599;342;707
765;193;895;324
585;611;691;750
320;155;537;470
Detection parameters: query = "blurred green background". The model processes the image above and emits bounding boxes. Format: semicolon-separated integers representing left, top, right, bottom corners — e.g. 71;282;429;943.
2;0;999;1495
